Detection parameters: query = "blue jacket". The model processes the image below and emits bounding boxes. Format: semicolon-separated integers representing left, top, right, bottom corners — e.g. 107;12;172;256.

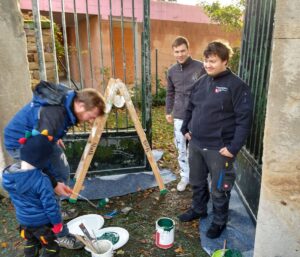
181;69;253;156
4;82;77;151
2;164;62;227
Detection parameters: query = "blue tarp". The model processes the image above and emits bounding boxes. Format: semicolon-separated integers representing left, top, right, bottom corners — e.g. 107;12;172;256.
68;150;176;200
199;187;255;257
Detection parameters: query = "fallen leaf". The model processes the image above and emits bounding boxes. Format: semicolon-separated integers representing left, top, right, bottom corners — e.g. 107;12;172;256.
174;246;184;253
1;242;8;248
139;239;147;244
116;249;125;255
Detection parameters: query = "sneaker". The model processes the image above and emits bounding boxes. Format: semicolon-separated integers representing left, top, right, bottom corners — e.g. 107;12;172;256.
56;234;84;249
177;178;189;192
206;223;226;239
62;208;78;221
178;209;207;222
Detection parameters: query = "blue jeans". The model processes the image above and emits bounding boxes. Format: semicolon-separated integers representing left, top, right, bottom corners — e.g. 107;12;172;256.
6;144;70;184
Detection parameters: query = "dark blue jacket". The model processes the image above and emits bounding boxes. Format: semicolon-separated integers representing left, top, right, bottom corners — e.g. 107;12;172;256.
4;82;77;151
2;164;62;227
181;69;253;156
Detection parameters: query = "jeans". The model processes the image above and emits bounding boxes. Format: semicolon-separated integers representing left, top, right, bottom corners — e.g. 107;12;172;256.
189;143;235;225
6;144;70;184
174;119;189;182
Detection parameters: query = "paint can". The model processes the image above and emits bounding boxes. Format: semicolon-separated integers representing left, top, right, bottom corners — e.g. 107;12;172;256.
155;217;175;249
91;240;113;257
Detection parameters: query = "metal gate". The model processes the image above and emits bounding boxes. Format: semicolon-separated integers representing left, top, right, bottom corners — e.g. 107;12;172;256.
23;0;152;175
236;0;276;220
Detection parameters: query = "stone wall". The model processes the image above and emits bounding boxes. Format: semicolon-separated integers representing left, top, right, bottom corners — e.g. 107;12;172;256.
23;20;57;87
0;0;32;194
254;0;300;256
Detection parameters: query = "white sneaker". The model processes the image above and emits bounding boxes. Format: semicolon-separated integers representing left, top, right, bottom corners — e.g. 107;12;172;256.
177;179;189;192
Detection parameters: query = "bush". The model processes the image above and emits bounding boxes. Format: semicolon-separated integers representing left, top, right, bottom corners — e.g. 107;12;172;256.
152;80;166;106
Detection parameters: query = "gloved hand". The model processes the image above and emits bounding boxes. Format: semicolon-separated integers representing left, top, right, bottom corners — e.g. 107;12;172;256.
52;223;63;234
55;224;70;238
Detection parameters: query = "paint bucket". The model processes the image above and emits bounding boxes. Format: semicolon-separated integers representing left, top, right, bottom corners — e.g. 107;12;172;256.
155;217;175;249
91;240;113;257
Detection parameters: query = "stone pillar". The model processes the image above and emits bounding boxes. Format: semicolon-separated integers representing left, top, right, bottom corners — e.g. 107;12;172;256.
254;1;300;256
0;1;31;168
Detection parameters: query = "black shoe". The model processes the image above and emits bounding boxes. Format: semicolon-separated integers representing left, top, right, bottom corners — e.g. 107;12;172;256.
206;223;226;239
178;209;207;222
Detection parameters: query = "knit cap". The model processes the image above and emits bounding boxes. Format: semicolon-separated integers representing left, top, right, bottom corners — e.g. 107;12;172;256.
20;134;53;169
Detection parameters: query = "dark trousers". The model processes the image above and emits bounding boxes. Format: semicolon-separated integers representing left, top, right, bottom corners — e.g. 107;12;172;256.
20;225;60;257
189;143;235;225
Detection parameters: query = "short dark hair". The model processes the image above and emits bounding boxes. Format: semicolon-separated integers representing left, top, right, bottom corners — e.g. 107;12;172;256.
203;41;233;62
172;36;189;49
75;88;106;116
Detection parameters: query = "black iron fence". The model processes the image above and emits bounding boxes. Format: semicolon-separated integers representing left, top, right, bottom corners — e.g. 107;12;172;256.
236;0;276;220
27;0;152;175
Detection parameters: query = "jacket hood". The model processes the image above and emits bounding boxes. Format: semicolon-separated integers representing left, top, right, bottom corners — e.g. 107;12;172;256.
64;91;77;125
3;165;41;194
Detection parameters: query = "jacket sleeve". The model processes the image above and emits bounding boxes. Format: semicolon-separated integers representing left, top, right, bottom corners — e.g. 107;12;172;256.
181;85;196;135
227;83;253;155
165;70;175;115
38;174;62;225
38;106;66;139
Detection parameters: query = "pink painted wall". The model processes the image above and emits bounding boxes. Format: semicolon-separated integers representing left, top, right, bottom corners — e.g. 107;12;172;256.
20;0;210;24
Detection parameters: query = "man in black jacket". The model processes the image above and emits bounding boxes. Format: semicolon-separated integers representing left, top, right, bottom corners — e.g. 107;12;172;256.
178;41;253;239
165;36;205;192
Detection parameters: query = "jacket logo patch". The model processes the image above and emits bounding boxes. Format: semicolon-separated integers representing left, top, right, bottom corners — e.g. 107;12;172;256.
215;86;228;93
192;72;201;81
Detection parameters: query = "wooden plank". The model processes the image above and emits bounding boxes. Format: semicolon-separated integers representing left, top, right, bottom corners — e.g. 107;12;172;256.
117;80;166;191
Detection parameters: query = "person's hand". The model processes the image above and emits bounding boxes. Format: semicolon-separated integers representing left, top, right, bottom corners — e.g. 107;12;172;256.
184;132;191;141
54;182;72;196
57;139;66;150
219;147;234;158
165;114;173;123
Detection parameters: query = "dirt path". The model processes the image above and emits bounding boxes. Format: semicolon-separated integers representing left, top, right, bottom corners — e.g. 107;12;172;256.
0;181;209;257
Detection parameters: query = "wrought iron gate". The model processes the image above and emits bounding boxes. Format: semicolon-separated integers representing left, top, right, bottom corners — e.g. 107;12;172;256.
236;0;276;220
24;0;152;175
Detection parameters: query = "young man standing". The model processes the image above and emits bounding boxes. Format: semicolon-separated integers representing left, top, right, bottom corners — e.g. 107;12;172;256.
3;80;106;249
165;36;205;192
178;41;253;239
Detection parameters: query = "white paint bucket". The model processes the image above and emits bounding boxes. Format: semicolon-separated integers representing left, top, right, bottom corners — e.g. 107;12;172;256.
91;240;113;257
155;217;175;249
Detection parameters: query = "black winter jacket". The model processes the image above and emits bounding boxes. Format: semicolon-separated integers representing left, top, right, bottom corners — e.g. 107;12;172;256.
166;57;205;119
181;69;253;156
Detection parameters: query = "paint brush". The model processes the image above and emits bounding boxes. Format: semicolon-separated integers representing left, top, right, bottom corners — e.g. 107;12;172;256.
92;229;101;253
79;223;98;253
71;192;98;209
222;239;227;257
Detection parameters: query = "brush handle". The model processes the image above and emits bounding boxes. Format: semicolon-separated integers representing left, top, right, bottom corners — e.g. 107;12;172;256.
72;192;98;209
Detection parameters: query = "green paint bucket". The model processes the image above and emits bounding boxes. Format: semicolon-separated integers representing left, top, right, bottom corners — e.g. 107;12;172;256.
155;217;175;249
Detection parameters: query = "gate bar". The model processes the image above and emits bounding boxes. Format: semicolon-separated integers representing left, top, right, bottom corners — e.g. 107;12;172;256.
61;0;71;87
48;0;59;83
73;0;84;89
32;0;47;81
